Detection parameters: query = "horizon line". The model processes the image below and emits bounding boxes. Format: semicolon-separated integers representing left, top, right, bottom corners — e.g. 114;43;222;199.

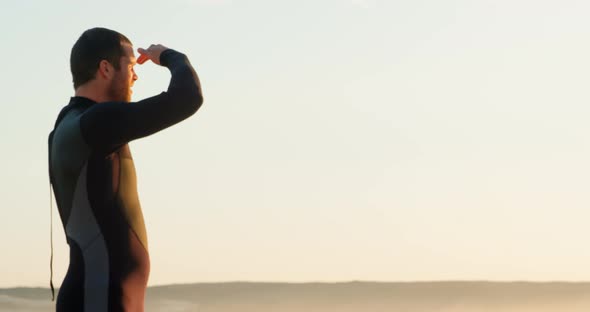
5;279;590;290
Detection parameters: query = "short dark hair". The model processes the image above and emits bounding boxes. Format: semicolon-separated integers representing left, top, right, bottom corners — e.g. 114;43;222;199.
70;27;132;89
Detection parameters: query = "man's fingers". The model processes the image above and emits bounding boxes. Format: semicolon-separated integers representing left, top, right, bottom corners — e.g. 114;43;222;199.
137;47;150;64
137;54;149;65
137;44;167;66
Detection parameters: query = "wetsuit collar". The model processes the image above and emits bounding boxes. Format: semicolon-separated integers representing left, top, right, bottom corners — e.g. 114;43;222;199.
69;96;97;107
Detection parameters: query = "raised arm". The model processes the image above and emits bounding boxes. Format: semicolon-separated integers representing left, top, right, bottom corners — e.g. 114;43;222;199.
79;47;203;152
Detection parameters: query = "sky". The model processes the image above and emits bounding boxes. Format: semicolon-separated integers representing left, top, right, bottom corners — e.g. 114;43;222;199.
2;0;590;288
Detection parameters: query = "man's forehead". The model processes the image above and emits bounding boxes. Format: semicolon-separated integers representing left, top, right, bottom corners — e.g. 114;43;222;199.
121;42;135;58
121;42;136;62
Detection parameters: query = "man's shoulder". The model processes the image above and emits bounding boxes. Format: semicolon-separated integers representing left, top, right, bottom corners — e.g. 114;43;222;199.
53;107;82;136
51;102;92;157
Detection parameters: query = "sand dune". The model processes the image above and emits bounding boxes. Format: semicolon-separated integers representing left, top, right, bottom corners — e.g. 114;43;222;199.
2;282;590;311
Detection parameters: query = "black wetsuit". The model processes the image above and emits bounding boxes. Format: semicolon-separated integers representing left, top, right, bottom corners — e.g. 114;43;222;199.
48;49;203;312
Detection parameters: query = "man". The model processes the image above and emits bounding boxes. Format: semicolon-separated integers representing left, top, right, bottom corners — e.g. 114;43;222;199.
48;27;203;311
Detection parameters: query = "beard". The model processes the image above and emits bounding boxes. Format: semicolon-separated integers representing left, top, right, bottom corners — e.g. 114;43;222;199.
107;73;131;102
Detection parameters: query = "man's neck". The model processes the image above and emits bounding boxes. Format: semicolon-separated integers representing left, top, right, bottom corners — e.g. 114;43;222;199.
75;85;109;103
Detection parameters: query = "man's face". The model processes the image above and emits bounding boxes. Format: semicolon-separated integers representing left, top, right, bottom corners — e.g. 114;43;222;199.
107;42;138;102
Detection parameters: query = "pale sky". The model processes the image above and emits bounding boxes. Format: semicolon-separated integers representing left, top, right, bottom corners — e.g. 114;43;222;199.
3;0;590;288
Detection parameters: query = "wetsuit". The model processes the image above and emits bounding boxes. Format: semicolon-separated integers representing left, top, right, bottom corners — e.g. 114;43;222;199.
48;49;203;312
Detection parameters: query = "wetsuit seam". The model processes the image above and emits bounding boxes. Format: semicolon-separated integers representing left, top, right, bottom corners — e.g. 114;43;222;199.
130;225;149;253
116;149;148;252
116;147;122;203
80;232;104;253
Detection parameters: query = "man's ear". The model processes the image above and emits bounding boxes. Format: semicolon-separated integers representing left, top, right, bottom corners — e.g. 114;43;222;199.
97;60;114;80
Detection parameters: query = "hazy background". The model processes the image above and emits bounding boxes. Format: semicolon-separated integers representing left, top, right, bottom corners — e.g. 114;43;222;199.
3;282;590;311
0;281;590;312
3;0;590;288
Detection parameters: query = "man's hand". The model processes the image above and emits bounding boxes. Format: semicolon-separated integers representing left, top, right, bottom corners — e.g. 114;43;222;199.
137;44;169;65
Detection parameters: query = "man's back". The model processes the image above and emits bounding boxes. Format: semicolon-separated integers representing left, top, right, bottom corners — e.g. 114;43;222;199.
49;48;203;311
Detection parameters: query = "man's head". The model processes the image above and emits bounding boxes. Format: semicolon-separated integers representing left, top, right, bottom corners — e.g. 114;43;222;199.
70;27;138;102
